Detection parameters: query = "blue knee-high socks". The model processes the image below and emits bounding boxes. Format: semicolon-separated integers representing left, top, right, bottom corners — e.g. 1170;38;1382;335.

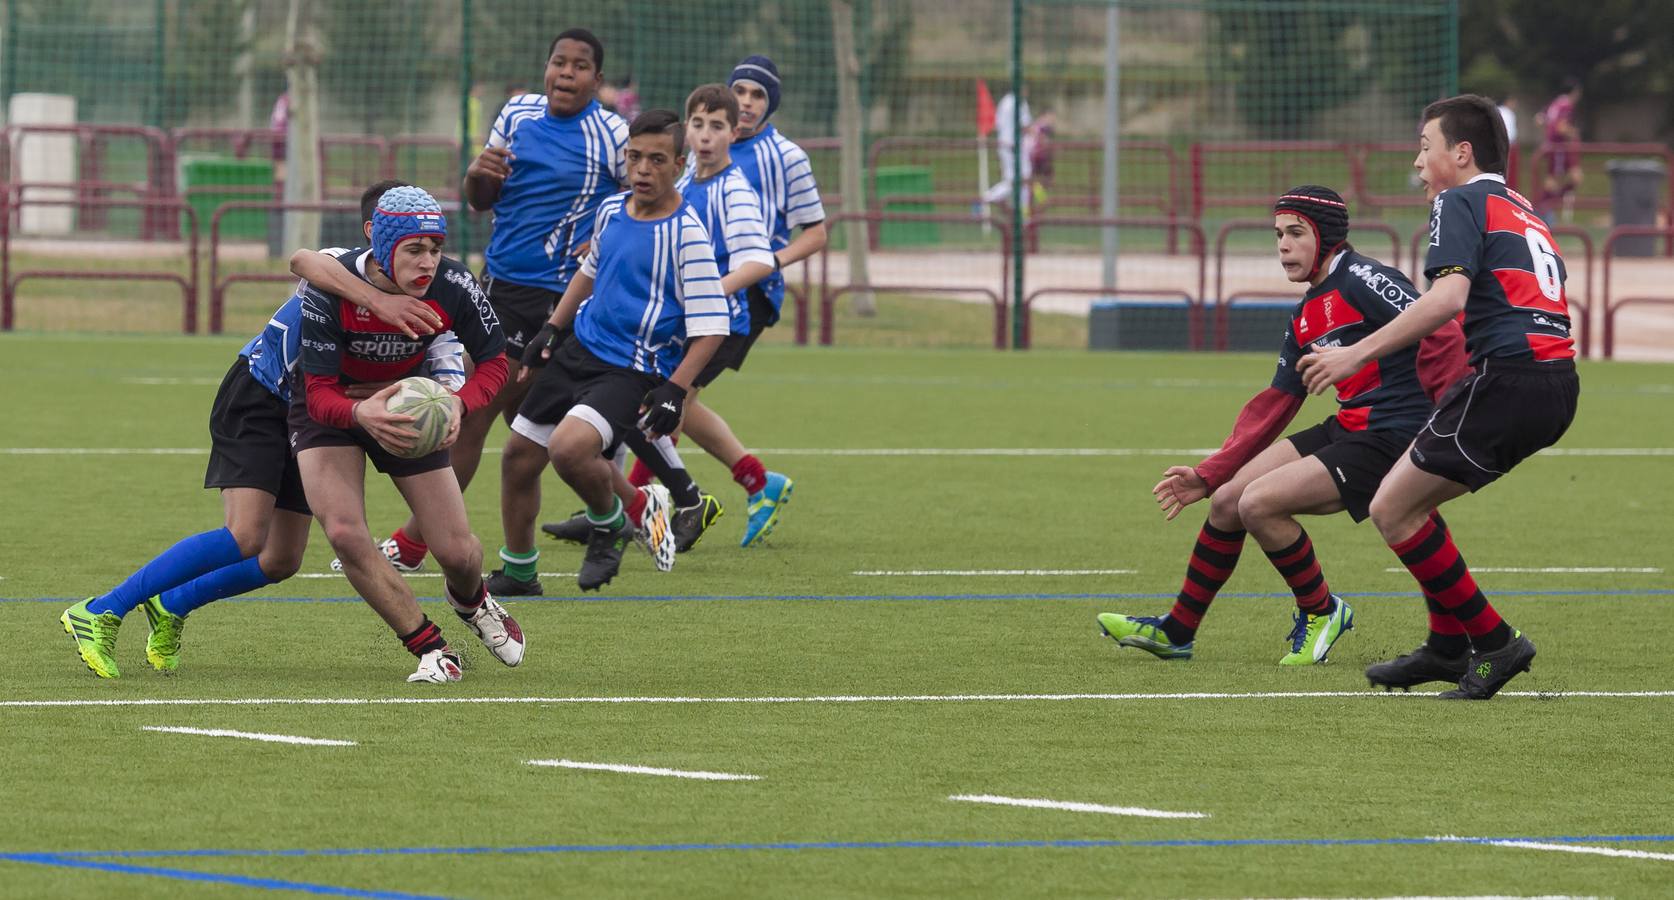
86;528;246;617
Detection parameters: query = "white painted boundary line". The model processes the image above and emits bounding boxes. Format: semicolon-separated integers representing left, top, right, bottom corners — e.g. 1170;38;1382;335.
949;793;1205;819
1242;896;1599;900
289;571;578;580
853;569;1137;577
141;725;356;747
1386;566;1663;574
8;690;1674;709
10;446;1674;458
527;759;760;781
1482;839;1674;863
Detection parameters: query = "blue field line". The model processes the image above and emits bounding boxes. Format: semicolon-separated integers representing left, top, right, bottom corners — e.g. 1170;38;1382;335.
42;832;1674;861
5;589;1674;605
0;851;456;898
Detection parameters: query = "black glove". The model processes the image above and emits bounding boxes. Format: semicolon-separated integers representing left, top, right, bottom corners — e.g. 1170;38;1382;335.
638;381;687;437
519;322;569;369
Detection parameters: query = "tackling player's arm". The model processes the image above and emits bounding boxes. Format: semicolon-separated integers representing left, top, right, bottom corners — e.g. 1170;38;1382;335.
1299;192;1479;394
1297;273;1469;395
288;249;441;339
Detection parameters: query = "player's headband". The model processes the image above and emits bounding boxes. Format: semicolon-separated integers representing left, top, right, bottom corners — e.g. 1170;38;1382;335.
1274;185;1350;279
729;55;781;124
371;185;447;276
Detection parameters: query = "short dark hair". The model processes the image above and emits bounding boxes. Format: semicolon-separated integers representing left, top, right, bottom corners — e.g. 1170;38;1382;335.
549;28;603;72
684;83;739;128
1421;93;1509;176
628;109;684;158
360;179;411;223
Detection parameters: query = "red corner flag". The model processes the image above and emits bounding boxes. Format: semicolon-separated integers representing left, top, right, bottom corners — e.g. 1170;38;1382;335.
976;79;996;137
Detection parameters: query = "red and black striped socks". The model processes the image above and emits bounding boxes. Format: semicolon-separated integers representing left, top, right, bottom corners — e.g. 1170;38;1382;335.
1389;513;1509;653
1264;529;1336;617
399;617;448;657
1164;521;1246;645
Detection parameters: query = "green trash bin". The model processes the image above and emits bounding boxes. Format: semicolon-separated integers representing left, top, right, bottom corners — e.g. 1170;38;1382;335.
179;156;273;242
873;165;939;247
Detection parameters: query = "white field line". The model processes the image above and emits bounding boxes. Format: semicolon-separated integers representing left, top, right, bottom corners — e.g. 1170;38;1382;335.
1252;889;1600;896
527;759;759;781
950;793;1206;819
1481;839;1674;863
1384;566;1663;574
8;690;1674;709
8;446;1674;458
140;725;356;747
288;572;577;580
853;569;1137;577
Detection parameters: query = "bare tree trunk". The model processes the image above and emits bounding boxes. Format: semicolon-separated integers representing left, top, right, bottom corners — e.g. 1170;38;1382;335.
235;0;256;128
282;0;320;256
830;0;874;316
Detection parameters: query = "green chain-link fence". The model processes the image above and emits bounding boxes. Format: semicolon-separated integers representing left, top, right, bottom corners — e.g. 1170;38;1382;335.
0;0;1458;344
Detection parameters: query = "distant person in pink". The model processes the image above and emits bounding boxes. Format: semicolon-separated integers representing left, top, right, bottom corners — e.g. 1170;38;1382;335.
1536;77;1582;222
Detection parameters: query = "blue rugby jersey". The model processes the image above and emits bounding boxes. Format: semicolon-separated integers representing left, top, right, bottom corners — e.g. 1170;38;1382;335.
483;95;627;294
677;162;774;334
729;124;825;323
574;192;730;378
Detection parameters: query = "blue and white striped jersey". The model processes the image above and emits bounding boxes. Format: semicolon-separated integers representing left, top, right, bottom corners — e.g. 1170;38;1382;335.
575;193;730;379
484;95;627;294
676;162;774;334
240;248;465;400
729;124;825;322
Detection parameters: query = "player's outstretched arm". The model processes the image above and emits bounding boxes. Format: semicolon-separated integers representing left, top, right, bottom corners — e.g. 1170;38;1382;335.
776;221;828;269
288;250;439;339
1297;274;1469;395
1153;466;1209;521
720;261;773;298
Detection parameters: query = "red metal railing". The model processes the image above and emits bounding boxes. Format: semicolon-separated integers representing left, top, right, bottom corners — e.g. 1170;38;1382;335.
208;199;358;334
1022;216;1207;349
1601;225;1674;359
1190;142;1361;219
1526;142;1674;213
817;210;1011;348
0;188;199;332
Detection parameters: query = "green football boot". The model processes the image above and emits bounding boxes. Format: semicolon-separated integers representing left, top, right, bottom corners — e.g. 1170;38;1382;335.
1278;597;1355;666
61;597;122;679
1096;613;1194;660
141;595;185;674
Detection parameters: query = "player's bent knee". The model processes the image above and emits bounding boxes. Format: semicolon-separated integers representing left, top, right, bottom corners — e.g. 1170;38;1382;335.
1208;484;1246;528
430;532;482;576
258;547;304;582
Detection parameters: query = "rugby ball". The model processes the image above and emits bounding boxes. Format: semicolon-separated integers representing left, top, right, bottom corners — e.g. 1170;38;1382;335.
383;376;456;458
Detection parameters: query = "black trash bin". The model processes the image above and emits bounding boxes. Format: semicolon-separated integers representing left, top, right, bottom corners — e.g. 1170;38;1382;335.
1606;159;1667;257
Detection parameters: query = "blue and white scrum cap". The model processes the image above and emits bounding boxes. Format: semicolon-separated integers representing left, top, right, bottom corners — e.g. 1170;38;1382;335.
729;55;781;124
371;185;447;275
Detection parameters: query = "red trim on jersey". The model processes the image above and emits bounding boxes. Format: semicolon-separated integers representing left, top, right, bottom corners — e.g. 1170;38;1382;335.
1335;359;1383;402
1334;403;1370;432
453;353;508;417
1194;387;1304;492
304;373;359;430
1415;319;1470;402
1491;268;1568;316
1292;289;1365;346
1485;193;1551;239
1526;332;1576;361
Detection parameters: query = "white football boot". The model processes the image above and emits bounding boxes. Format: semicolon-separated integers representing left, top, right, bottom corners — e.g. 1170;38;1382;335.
633;485;677;573
447;589;525;667
332;537;424;573
407;648;463;683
